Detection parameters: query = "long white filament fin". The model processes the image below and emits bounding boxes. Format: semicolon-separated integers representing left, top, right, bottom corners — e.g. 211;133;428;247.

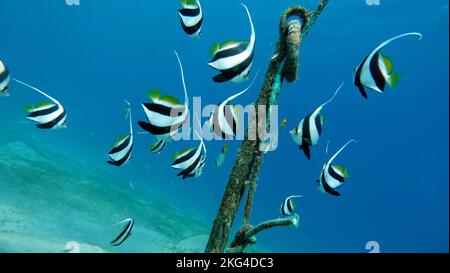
13;78;59;105
225;70;260;104
241;3;255;46
124;99;133;136
193;112;207;155
173;50;189;108
328;139;358;164
368;32;423;62
321;81;345;109
112;218;133;227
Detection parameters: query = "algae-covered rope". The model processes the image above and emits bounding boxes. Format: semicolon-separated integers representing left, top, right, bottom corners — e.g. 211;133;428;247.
205;0;331;253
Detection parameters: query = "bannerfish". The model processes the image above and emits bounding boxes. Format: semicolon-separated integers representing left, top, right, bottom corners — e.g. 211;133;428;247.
171;115;207;179
110;218;134;247
208;3;255;83
15;79;67;129
108;100;133;167
353;32;422;98
316;139;357;197
290;82;344;160
280;195;302;216
0;60;11;96
207;73;258;139
178;0;203;38
215;144;228;167
150;139;167;154
138;50;189;141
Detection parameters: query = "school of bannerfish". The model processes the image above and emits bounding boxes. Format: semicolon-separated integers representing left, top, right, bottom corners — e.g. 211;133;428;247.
0;0;422;248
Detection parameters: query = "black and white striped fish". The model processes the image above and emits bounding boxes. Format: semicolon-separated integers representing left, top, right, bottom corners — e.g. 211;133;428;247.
208;3;255;83
14;79;67;129
138;51;189;141
354;32;422;99
108;100;133;167
207;73;257;139
171;121;207;179
150;139;167;154
110;218;134;247
290;82;344;160
316;139;356;197
178;0;203;38
0;60;11;96
280;195;302;216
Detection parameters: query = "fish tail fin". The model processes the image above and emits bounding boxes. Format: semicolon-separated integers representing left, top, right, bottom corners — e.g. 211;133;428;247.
387;73;401;88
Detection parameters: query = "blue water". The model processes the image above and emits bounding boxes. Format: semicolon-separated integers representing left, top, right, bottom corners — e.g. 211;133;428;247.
0;0;448;253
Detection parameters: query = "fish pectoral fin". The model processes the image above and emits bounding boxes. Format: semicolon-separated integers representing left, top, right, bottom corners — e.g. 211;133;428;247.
387;72;401;88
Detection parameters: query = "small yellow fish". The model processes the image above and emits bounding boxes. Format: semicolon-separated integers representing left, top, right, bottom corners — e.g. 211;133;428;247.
215;145;228;167
279;118;287;131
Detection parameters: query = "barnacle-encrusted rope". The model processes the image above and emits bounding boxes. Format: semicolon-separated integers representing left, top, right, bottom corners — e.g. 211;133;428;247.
205;1;330;254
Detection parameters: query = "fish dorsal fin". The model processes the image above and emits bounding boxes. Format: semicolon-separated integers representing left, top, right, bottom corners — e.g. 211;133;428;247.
319;81;344;110
374;32;422;55
147;89;161;101
112;218;133;227
241;3;255;48
379;52;394;73
193;112;207;156
113;134;129;148
364;32;422;69
333;165;350;178
13;78;60;105
173;50;189;108
124;99;133;136
328;139;358;166
223;70;259;108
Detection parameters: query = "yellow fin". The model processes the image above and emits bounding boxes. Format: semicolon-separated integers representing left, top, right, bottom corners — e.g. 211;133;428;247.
172;151;180;160
222;144;228;153
221;40;240;48
159;95;180;105
147;89;161;101
24;103;35;113
209;43;221;57
112;134;128;148
387;73;401;88
380;52;394;73
333;165;349;178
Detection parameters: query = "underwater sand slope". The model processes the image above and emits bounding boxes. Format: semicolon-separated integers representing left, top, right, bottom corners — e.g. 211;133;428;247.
0;135;209;253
